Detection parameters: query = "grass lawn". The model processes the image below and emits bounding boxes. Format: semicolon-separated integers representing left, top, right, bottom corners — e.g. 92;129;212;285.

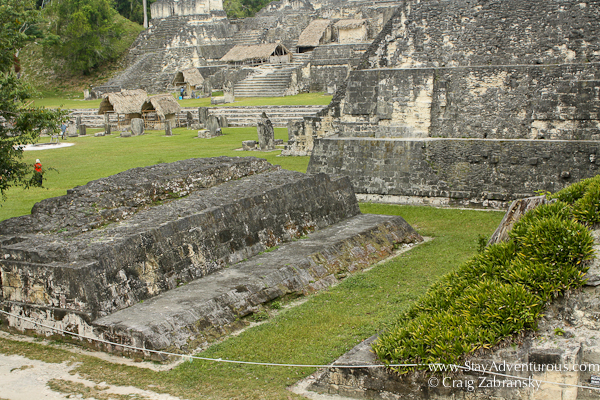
0;205;504;399
0;127;308;221
0;124;505;398
29;92;333;110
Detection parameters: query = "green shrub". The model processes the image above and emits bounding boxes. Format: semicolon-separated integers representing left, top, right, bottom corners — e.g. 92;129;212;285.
373;280;542;367
516;216;594;266
373;176;598;372
508;200;571;240
550;175;600;204
573;181;600;225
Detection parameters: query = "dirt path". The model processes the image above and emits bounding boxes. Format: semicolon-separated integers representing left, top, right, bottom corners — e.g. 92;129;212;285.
0;353;181;400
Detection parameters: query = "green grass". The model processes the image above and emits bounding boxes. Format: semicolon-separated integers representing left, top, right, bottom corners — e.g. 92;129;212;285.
0;205;504;399
0;127;308;221
30;92;333;110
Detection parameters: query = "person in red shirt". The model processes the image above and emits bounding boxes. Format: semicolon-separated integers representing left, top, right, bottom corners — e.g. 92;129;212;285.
34;159;43;186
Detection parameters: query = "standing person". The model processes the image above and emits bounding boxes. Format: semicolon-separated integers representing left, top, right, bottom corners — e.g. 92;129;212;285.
34;159;43;186
180;86;185;99
60;122;67;139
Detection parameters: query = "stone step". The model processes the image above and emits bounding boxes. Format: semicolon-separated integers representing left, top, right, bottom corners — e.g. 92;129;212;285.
68;105;327;128
92;213;421;354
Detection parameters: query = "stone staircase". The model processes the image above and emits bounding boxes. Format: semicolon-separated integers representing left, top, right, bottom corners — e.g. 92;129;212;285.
66;105;327;129
232;29;266;46
188;105;326;127
233;53;312;97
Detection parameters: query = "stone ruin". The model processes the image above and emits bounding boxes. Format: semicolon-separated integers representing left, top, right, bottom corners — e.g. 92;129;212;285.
90;0;600;209
292;0;600;208
0;156;422;356
257;112;275;150
93;0;397;96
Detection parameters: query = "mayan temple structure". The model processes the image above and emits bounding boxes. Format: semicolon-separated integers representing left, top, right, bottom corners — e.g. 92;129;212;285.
302;0;600;207
94;0;400;95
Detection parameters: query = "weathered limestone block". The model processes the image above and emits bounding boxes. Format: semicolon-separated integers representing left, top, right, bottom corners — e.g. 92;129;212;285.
104;114;111;135
218;116;228;128
197;129;221;138
198;107;209;125
257;112;275;150
67;124;78;137
76;116;82;130
487;195;549;245
79;124;87;136
223;80;234;103
211;96;226;105
165;120;172;136
0;157;280;319
92;214;422;353
205;115;221;137
242;140;257;151
120;129;132;137
131;118;145;136
288;120;303;141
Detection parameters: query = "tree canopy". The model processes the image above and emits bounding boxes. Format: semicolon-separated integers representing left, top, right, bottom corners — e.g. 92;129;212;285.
113;0;154;25
0;0;65;200
43;0;126;74
224;0;272;19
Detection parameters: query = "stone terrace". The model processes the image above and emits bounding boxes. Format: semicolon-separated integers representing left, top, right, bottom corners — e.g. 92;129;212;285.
0;157;422;355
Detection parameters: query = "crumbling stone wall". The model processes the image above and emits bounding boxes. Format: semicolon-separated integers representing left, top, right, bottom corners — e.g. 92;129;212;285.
299;0;600;205
151;0;224;19
368;0;600;69
334;64;600;140
308;138;599;207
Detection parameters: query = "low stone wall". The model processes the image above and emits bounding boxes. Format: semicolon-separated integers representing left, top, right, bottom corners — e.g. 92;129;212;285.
308;137;600;207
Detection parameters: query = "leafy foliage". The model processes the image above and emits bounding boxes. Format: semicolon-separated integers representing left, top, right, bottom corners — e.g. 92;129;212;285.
43;0;125;74
113;0;155;25
224;0;271;19
0;0;66;200
373;179;598;371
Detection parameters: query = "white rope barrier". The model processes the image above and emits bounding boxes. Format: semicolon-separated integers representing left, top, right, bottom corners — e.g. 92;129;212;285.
2;309;600;392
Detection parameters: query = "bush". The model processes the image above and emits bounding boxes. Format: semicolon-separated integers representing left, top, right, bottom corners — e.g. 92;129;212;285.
573;181;600;225
373;176;598;372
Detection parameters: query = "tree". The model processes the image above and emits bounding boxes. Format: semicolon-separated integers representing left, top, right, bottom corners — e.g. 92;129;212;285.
0;0;65;200
113;0;155;26
223;0;271;19
44;0;125;74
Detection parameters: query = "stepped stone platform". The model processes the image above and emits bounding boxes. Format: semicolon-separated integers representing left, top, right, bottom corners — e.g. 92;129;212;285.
0;156;422;357
68;105;326;128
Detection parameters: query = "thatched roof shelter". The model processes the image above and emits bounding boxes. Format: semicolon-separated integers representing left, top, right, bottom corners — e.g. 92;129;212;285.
98;89;147;115
220;43;291;64
334;19;366;29
141;94;181;119
172;68;204;88
297;19;332;48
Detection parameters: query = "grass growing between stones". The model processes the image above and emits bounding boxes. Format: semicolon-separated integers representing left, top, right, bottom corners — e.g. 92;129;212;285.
0;127;308;222
0;205;504;399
